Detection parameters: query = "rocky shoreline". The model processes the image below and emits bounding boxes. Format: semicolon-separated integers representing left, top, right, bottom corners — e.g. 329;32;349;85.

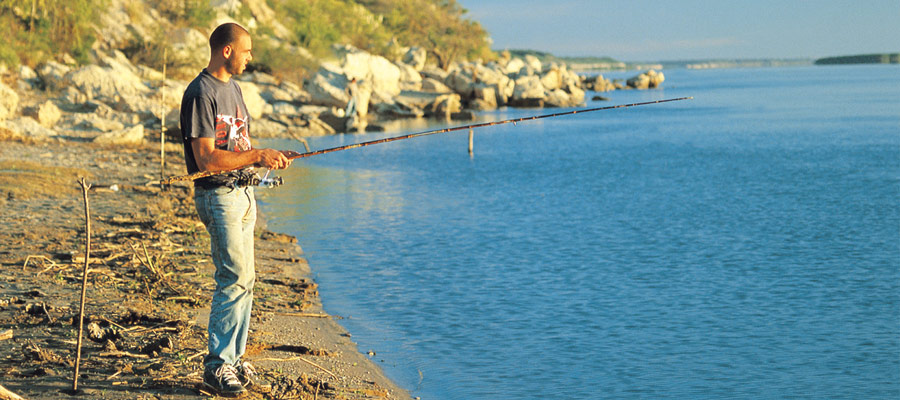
1;43;663;145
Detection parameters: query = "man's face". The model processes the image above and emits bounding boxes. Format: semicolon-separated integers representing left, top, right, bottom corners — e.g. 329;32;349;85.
225;34;253;76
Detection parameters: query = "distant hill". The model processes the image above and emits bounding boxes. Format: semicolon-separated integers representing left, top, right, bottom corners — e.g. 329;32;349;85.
815;53;899;65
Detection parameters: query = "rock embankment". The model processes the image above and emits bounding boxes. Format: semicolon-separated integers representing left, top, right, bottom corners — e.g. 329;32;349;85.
0;0;665;143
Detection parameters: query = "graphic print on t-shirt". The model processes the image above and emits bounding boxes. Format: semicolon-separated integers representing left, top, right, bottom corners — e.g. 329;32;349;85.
214;110;251;152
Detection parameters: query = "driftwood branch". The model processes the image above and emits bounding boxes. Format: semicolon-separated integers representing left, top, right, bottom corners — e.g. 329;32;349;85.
72;177;92;392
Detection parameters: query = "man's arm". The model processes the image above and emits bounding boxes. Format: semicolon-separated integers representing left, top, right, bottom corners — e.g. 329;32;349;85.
191;137;291;172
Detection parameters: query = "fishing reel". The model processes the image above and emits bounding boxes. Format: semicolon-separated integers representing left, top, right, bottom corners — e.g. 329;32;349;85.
252;169;284;188
231;169;284;188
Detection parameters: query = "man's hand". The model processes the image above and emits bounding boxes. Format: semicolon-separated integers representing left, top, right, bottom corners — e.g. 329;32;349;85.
256;148;291;170
191;138;292;172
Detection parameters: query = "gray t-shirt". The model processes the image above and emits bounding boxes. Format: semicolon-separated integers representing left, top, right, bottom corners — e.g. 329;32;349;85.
180;69;252;186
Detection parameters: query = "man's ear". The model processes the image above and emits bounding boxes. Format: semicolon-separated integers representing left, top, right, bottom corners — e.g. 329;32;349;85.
222;45;233;59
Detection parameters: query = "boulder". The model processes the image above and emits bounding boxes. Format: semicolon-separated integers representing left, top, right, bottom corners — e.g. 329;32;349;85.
0;117;54;138
238;81;266;119
420;66;450;83
524;55;542;72
60;87;88;105
170;28;209;74
245;0;292;40
23;101;61;128
65;64;149;101
73;114;126;132
93;124;144;145
402;46;427;71
504;58;526;75
626;70;665;89
397;63;422;91
37;61;71;91
446;69;475;97
512;75;545;101
430;94;461;118
544;87;585;108
337;46;402;98
279;81;311;104
584;75;616;92
373;101;424;119
540;67;562;91
421;78;452;93
0;82;19;121
471;83;497;109
241;71;279;86
18;65;37;80
304;64;351;108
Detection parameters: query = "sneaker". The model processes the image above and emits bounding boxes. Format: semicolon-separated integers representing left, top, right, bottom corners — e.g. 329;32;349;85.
234;359;257;387
203;364;245;397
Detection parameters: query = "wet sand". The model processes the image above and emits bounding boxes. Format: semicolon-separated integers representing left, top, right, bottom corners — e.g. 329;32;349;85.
0;138;410;399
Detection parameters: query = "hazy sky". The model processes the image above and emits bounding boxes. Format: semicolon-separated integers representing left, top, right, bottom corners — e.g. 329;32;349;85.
457;0;900;61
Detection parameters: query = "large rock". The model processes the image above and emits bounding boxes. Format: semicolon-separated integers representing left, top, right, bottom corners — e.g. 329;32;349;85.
421;78;452;93
540;65;563;91
430;94;461;118
504;58;526;75
512;75;546;101
584;74;616;92
402;46;427;71
238;81;265;119
170;28;209;74
446;69;475;97
0;82;19;121
626;70;665;89
471;83;497;109
0;117;54;138
524;55;543;72
304;64;351;108
72;114;126;132
93;124;144;145
337;46;402;99
65;64;149;101
23;101;61;128
37;61;71;91
397;63;422;91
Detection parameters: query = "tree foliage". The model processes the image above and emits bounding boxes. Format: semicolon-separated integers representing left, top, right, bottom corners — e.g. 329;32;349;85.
269;0;492;70
271;0;392;58
359;0;493;69
0;0;107;67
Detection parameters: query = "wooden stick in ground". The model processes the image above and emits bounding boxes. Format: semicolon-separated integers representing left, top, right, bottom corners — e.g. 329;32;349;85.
73;177;92;392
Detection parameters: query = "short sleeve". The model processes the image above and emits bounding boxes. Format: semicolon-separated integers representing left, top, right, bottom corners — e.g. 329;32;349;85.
180;94;216;140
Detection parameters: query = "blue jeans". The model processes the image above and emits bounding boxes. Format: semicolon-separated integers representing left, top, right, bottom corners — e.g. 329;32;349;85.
194;186;257;369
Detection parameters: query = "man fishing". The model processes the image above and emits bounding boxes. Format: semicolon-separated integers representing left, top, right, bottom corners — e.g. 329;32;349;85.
179;22;291;396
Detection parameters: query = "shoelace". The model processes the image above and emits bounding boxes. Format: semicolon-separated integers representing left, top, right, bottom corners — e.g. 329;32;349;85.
237;360;256;379
215;364;242;386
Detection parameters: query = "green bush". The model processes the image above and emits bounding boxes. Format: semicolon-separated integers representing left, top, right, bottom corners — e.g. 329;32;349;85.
0;0;107;67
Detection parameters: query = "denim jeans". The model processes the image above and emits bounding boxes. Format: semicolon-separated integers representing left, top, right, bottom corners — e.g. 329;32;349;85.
194;185;257;369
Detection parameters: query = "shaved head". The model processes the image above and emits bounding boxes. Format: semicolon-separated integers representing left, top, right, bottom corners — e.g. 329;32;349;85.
209;23;249;53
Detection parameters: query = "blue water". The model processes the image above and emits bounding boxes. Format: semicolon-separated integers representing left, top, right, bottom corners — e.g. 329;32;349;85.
258;65;900;399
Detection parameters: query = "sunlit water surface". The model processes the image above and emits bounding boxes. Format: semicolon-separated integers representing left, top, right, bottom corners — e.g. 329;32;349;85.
258;65;899;399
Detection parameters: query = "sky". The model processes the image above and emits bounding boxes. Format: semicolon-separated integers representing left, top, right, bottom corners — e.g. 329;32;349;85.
456;0;900;61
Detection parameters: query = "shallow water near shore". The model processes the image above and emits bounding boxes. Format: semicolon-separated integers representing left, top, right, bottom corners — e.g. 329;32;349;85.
258;65;899;399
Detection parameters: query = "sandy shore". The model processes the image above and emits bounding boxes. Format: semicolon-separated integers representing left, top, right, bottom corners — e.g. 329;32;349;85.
0;137;410;399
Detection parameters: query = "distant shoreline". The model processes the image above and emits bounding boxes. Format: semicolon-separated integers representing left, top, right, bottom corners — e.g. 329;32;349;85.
815;53;900;65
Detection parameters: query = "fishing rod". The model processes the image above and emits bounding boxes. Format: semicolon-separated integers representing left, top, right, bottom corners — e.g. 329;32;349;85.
161;97;692;186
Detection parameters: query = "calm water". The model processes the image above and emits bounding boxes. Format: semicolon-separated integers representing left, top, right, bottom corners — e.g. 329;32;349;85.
258;65;900;399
